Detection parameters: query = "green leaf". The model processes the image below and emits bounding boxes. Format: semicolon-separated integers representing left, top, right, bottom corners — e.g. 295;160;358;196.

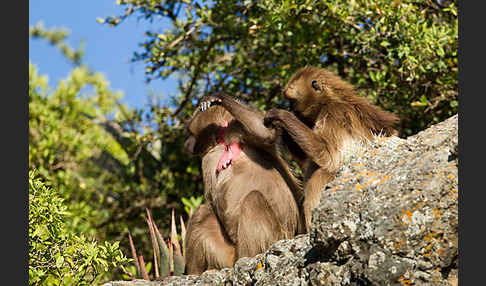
380;40;390;47
56;256;65;268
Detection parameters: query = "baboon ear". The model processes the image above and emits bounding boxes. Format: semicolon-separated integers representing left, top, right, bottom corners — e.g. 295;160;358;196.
311;80;321;92
184;136;197;155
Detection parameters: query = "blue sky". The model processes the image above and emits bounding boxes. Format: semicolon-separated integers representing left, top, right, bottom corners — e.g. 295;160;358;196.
29;0;178;109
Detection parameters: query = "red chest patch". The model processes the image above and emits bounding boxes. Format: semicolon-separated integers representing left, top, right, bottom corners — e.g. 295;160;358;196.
216;121;242;173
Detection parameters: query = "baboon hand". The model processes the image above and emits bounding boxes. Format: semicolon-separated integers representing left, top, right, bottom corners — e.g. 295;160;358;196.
199;95;222;112
264;108;284;128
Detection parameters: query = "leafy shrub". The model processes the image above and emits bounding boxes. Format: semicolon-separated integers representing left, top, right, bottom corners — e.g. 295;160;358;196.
29;171;131;285
29;27;200;281
105;0;458;136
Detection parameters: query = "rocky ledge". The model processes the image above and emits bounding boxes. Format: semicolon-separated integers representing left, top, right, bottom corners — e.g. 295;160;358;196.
104;114;458;286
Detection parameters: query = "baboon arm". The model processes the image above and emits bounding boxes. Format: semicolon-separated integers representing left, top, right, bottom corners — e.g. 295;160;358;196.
264;108;336;171
204;93;279;146
281;131;307;170
302;168;334;232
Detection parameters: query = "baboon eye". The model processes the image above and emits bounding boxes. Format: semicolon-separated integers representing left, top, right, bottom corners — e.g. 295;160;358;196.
311;80;321;92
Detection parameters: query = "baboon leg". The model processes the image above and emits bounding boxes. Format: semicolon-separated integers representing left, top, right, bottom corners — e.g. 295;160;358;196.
185;204;235;275
236;190;283;259
303;168;334;232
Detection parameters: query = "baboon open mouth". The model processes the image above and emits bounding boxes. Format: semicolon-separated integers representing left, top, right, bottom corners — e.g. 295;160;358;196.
216;142;241;174
216;156;233;174
219;159;232;171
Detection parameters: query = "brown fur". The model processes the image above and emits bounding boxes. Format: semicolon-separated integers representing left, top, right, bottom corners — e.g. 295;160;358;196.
184;104;301;274
184;204;235;274
196;93;305;226
265;66;400;232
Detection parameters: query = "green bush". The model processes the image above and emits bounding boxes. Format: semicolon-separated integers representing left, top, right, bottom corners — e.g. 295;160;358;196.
29;26;201;281
29;171;130;285
106;0;457;136
29;60;126;237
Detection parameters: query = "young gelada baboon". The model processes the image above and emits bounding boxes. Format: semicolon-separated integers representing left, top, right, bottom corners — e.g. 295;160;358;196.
184;102;301;275
264;66;400;232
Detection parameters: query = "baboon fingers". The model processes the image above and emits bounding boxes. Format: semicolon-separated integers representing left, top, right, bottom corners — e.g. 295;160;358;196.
199;96;222;112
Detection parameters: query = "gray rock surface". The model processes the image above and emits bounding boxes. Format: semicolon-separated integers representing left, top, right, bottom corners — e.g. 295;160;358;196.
103;114;458;286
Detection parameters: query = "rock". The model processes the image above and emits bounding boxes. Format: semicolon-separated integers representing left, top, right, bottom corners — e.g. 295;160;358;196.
103;114;458;286
310;114;458;285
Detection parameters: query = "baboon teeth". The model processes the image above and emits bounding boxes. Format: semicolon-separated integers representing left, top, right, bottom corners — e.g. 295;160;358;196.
222;159;232;169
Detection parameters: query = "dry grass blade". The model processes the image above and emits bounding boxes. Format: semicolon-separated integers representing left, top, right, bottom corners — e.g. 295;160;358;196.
152;220;170;278
145;217;159;279
168;238;174;274
145;209;160;279
180;215;187;258
139;255;150;280
128;231;141;278
170;209;181;251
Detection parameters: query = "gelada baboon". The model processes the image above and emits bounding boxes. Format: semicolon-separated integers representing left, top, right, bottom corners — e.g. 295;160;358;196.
264;66;400;232
183;100;301;274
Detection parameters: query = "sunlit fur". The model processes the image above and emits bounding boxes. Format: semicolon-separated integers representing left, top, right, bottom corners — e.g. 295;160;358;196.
274;66;400;231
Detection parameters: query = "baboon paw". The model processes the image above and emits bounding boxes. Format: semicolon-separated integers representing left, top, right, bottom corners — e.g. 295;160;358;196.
263;108;282;127
199;96;222;112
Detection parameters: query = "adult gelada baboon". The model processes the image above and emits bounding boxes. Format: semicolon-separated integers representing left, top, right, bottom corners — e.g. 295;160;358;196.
183;99;301;274
263;66;400;232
